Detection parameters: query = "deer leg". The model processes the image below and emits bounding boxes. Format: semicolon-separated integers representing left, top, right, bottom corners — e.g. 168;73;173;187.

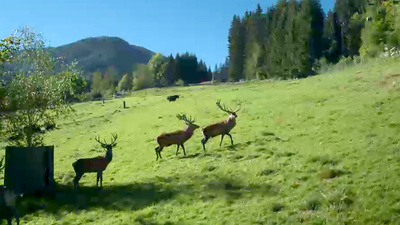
155;146;159;160
14;209;20;225
155;146;162;160
176;145;180;156
181;144;187;156
227;133;234;145
73;175;78;188
201;136;209;151
156;146;163;160
73;173;83;188
96;172;100;187
99;172;103;188
158;147;164;159
219;134;225;146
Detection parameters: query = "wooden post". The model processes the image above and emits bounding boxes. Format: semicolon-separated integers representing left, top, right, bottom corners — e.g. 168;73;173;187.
123;101;126;109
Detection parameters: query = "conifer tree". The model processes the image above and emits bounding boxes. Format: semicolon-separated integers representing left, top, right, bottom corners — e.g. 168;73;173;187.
228;15;246;81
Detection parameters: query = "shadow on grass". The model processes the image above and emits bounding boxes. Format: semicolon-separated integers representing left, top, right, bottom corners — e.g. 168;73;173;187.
180;153;201;159
202;177;279;202
17;172;279;218
18;181;183;216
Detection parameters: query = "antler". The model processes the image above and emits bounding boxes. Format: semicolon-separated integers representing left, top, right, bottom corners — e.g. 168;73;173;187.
216;100;231;113
95;133;118;146
233;99;242;113
216;99;242;114
176;114;196;124
95;135;107;145
109;133;118;145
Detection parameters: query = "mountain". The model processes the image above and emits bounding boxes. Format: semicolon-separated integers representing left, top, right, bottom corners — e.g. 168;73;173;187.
49;36;155;79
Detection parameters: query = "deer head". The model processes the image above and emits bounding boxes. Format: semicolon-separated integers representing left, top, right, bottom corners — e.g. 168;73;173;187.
95;133;118;153
216;99;241;118
176;114;200;130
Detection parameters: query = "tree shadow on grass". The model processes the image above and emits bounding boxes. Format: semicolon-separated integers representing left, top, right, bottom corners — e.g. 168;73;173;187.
180;153;201;159
180;152;223;159
199;177;280;203
18;181;184;216
16;174;279;219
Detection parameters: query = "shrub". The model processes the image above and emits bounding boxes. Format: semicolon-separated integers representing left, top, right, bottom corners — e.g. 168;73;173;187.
175;79;185;86
2;27;81;147
132;64;154;90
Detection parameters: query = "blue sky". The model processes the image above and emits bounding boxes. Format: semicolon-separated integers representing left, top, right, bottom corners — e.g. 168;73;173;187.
0;0;334;68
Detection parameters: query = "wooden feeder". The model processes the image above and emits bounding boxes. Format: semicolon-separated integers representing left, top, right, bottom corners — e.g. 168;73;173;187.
3;146;55;195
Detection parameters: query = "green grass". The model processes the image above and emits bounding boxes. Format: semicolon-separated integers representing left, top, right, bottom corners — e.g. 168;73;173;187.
2;58;400;224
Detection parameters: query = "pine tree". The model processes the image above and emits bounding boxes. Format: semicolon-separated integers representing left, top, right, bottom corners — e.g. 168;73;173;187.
243;10;257;79
309;0;325;61
295;0;313;77
283;0;299;77
175;53;182;81
243;4;268;80
269;0;289;78
323;10;342;63
334;0;368;56
161;55;177;85
228;15;246;81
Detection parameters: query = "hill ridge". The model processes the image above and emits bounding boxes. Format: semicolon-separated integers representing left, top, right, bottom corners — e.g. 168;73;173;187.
49;36;155;79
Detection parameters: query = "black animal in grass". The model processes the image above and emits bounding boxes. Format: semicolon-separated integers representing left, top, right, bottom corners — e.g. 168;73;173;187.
167;95;180;102
0;159;22;225
0;186;22;225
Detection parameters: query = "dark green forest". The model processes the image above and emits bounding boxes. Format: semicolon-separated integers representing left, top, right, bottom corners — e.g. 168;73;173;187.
226;0;400;81
2;0;399;101
89;52;212;99
71;0;400;98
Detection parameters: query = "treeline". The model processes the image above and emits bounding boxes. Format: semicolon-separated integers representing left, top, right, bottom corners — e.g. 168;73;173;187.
227;0;400;81
88;52;212;99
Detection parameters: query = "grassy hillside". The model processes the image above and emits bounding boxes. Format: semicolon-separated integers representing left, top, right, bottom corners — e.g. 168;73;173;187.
49;36;154;78
2;58;400;224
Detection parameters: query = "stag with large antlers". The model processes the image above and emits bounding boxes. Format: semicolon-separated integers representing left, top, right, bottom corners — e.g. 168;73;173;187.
155;114;200;160
72;133;118;189
201;100;241;151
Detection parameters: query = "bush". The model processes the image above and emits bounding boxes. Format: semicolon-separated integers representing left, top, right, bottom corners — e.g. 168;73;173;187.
314;57;331;74
132;64;154;90
103;88;115;98
90;92;103;101
175;79;185;86
336;57;354;70
117;74;132;91
2;27;81;147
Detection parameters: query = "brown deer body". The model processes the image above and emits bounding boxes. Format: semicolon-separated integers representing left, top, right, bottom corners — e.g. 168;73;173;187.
155;114;199;160
72;133;118;189
201;100;241;151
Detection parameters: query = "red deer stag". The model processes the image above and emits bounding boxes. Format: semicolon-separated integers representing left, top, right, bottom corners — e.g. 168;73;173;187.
72;133;118;189
201;100;241;151
155;114;200;160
